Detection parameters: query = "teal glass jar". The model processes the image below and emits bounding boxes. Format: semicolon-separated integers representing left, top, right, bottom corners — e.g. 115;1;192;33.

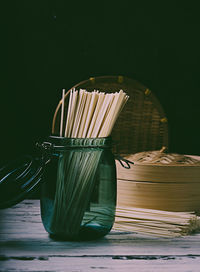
40;136;116;241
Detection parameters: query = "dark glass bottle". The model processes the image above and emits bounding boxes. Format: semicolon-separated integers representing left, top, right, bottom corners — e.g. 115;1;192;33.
40;136;116;241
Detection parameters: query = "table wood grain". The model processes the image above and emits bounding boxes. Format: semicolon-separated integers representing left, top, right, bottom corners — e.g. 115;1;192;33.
0;200;200;272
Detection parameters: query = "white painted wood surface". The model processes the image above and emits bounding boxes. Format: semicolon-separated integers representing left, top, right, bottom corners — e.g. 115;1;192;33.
0;200;200;271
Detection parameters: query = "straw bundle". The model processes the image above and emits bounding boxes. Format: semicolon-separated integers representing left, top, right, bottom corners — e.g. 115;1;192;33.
50;89;128;238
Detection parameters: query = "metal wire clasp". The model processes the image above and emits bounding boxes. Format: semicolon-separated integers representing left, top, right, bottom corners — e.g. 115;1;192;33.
115;155;134;169
36;142;53;165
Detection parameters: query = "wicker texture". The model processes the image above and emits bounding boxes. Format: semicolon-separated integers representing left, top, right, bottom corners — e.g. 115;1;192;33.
52;76;168;155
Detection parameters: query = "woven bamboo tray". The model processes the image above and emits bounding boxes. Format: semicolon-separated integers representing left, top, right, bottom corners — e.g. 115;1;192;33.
116;150;200;213
52;76;168;155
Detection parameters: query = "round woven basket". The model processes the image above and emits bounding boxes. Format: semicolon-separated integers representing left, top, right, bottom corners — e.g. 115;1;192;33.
52;76;168;155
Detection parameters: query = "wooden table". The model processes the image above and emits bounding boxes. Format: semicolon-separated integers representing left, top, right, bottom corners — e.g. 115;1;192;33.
0;200;200;272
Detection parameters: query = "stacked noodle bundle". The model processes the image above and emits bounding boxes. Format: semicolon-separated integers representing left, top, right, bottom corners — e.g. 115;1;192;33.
114;207;200;238
50;89;129;237
60;88;129;138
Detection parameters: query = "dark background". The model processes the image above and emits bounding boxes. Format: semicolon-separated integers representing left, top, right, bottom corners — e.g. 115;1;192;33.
1;1;200;167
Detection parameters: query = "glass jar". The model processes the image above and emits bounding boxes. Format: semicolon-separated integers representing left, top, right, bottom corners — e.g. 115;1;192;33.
40;136;116;241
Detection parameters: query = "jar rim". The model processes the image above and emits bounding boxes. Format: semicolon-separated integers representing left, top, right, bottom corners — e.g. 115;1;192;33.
39;136;113;152
49;135;111;141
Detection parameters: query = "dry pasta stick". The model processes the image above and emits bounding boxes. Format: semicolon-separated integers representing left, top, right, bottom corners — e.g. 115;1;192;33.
91;93;114;138
99;91;128;137
106;90;128;136
70;89;84;137
98;92;118;137
98;92;121;137
86;92;105;137
71;89;87;137
82;91;99;138
77;92;92;138
64;89;73;137
94;93;115;137
67;90;78;137
60;89;65;137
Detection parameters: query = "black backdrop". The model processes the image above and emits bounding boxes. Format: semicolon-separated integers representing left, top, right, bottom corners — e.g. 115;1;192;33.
1;1;200;167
